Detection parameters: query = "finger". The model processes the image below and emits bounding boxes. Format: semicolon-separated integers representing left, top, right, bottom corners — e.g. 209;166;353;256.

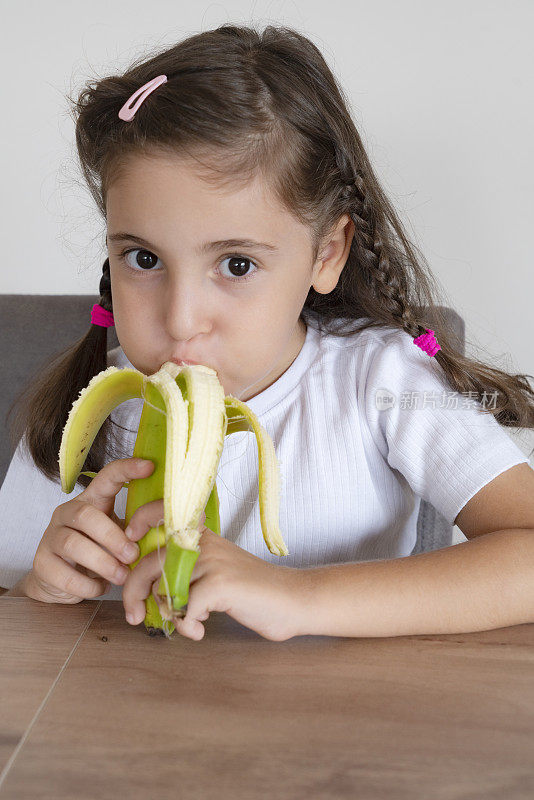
171;610;206;641
56;527;132;586
170;573;229;641
122;540;210;627
125;502;206;542
79;458;154;516
124;499;165;542
57;502;141;570
155;576;204;641
122;547;168;625
33;547;107;600
80;566;111;595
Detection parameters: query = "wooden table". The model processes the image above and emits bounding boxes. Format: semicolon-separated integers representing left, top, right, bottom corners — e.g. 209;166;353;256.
1;597;533;799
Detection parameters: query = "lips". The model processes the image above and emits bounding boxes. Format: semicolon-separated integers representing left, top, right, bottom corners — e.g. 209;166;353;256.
167;357;219;374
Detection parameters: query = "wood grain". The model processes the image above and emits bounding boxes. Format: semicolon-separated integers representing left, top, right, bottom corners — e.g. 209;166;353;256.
1;598;534;799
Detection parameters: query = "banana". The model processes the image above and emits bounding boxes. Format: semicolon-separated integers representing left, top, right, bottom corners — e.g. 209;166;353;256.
58;361;289;636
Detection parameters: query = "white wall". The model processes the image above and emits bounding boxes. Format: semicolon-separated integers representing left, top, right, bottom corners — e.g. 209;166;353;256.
2;1;533;540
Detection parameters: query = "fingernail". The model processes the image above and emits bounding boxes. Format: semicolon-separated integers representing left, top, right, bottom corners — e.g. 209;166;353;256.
126;612;136;624
123;542;139;560
115;566;129;582
125;526;134;540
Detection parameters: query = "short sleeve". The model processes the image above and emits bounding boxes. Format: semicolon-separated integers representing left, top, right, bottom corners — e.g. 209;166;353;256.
0;346;138;597
363;328;530;527
0;437;85;589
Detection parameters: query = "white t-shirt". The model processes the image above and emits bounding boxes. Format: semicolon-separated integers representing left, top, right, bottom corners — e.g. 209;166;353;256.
1;317;529;600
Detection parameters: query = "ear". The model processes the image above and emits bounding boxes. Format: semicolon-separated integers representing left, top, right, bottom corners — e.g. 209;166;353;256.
312;214;355;294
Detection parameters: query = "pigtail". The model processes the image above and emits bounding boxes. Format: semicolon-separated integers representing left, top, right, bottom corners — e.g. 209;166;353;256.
6;259;122;488
311;140;534;431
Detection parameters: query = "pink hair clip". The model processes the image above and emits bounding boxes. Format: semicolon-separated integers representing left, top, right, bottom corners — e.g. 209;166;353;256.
91;304;115;327
118;74;168;121
413;328;441;357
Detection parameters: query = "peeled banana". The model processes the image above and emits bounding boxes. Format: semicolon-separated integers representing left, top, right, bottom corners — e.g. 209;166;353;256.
58;361;289;636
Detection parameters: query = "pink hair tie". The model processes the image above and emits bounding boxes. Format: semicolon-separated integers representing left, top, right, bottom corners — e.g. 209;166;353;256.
413;328;441;357
91;304;115;328
118;74;168;121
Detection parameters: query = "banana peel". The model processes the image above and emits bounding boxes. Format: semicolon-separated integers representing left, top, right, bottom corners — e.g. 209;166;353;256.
58;361;288;637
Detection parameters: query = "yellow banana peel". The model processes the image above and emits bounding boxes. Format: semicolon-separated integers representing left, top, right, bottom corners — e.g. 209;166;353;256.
58;361;288;637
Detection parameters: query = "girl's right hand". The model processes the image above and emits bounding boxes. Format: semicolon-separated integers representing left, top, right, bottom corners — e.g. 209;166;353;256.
25;457;155;604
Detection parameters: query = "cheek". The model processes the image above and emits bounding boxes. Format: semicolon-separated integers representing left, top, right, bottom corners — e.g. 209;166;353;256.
110;289;155;367
112;275;156;329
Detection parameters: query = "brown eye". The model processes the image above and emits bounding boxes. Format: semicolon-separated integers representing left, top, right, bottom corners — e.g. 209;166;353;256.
121;248;161;272
119;248;259;284
218;255;258;282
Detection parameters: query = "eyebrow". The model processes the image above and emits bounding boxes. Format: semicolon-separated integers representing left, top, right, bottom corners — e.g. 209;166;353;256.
107;232;279;254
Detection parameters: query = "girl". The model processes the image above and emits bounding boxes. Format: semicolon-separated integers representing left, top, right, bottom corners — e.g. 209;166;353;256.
2;24;534;642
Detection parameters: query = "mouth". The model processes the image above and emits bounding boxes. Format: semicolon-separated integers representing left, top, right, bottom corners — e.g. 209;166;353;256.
169;358;200;366
165;357;220;378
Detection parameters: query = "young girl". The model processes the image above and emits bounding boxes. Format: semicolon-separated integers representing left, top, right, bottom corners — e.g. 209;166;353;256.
2;24;534;642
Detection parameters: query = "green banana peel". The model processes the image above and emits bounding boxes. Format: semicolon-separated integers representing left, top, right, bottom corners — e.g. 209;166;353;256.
122;376;222;635
59;362;288;638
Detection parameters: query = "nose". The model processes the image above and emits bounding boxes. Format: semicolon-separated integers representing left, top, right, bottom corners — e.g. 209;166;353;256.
162;273;209;341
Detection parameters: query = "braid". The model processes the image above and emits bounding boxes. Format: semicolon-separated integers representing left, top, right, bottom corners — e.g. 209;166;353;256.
7;257;119;488
97;257;113;315
345;175;426;339
334;143;429;343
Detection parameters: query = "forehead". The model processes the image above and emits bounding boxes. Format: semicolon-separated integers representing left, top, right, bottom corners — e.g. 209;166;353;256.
105;153;304;244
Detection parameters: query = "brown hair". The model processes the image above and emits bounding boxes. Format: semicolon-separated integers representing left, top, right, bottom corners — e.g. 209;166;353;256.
8;23;534;488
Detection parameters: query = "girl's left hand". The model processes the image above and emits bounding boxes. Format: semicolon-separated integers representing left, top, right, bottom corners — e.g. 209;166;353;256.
120;502;306;641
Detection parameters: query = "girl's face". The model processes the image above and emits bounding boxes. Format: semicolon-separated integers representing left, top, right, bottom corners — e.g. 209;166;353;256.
106;153;352;400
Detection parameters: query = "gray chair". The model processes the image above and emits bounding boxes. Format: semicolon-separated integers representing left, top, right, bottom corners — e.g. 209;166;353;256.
0;295;464;554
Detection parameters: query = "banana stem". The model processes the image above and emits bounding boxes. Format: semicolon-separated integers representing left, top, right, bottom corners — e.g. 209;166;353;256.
158;536;200;613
